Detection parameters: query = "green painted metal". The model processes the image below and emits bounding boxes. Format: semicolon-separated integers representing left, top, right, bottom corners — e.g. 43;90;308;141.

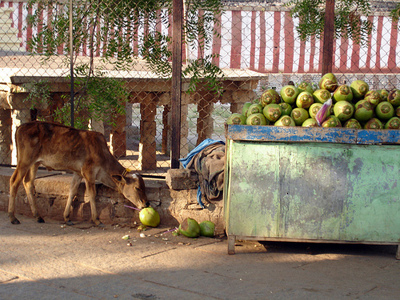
224;126;400;244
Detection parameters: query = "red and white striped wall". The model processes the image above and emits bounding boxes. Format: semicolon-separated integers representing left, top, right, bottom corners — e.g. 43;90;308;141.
1;1;399;75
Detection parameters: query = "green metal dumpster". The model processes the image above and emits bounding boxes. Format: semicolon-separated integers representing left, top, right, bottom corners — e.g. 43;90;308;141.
224;125;400;258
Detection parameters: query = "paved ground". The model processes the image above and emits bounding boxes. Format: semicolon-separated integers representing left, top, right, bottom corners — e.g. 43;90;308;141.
1;211;400;300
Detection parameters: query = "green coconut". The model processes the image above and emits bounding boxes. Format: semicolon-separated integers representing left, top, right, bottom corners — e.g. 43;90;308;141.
280;85;299;104
388;89;400;107
343;118;362;129
385;117;400;129
396;106;400;118
333;101;354;122
179;218;201;238
296;91;314;109
246;113;268;125
364;90;382;107
309;103;323;119
139;207;160;227
375;101;394;120
332;85;353;103
354;100;374;122
226;113;246;125
319;73;338;92
291;108;309;126
242;102;252;117
199;221;215;237
263;104;282;122
278;102;293;116
378;89;389;102
247;103;263;116
298;81;314;94
364;118;383;129
313;89;331;104
260;89;281;107
274;115;296;127
322;115;341;127
350;80;369;100
302;118;319;127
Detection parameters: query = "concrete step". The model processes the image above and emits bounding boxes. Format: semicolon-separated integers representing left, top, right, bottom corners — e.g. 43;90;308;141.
0;44;25;52
0;27;19;34
0;33;21;42
0;16;13;24
0;167;224;233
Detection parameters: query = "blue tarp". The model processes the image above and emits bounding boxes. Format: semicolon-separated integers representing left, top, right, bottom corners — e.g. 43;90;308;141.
179;138;224;168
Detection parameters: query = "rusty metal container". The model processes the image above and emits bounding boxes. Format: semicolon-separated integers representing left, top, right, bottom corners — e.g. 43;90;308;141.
224;125;400;258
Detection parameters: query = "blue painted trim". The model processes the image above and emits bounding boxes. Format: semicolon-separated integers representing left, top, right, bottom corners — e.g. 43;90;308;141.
225;125;400;145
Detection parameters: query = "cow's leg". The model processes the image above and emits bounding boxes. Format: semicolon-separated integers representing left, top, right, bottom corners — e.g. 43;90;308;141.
9;164;31;224
81;168;102;226
85;179;102;226
23;162;44;223
64;173;82;226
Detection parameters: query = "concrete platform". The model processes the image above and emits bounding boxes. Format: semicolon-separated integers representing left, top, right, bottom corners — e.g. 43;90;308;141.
0;167;224;233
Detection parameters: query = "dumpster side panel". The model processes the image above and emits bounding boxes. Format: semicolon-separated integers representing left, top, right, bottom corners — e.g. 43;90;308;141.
225;141;281;237
278;143;348;240
344;145;400;242
224;139;400;243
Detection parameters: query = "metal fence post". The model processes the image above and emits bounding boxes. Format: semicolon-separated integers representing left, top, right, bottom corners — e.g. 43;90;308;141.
171;0;183;169
322;0;335;75
69;0;74;128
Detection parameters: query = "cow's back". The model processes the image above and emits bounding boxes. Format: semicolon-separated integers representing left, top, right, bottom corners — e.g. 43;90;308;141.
16;121;111;172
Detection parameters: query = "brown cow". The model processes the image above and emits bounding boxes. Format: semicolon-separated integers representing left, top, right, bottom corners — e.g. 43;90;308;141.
8;121;149;226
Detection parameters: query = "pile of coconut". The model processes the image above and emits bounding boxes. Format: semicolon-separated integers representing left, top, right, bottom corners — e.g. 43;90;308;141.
227;73;400;129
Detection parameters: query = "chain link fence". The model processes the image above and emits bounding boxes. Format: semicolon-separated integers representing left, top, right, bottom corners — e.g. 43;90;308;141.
1;0;400;176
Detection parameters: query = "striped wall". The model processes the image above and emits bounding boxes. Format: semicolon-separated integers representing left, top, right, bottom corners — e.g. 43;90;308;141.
1;0;399;75
197;10;399;74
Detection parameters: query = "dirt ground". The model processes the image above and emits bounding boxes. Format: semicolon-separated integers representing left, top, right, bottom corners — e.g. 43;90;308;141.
1;211;400;300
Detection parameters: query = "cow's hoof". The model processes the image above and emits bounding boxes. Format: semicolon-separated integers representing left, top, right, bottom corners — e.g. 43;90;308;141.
94;220;105;227
66;220;74;226
11;218;21;225
37;217;45;223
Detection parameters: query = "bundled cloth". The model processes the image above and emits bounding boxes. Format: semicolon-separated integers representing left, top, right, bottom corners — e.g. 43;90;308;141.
179;139;225;208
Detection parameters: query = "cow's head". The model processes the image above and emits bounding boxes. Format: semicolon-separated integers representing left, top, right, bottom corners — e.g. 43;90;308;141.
112;173;149;209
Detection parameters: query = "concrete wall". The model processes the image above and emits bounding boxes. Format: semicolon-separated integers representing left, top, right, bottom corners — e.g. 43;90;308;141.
0;167;225;234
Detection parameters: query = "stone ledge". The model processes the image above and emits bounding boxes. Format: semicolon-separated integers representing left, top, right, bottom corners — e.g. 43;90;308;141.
165;168;198;190
0;167;224;234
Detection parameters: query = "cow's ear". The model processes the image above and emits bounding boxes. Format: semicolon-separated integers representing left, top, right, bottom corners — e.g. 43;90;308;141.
112;175;126;184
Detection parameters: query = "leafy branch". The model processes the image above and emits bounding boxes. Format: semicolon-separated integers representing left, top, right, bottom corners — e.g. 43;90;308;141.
25;0;224;128
390;3;400;23
286;0;373;45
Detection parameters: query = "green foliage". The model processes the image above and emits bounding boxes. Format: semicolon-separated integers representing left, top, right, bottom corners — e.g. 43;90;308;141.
27;0;172;66
183;54;224;94
53;102;86;129
21;70;128;130
184;0;224;93
286;0;373;45
185;0;222;52
390;4;400;22
23;79;51;109
57;66;129;129
25;0;224;128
